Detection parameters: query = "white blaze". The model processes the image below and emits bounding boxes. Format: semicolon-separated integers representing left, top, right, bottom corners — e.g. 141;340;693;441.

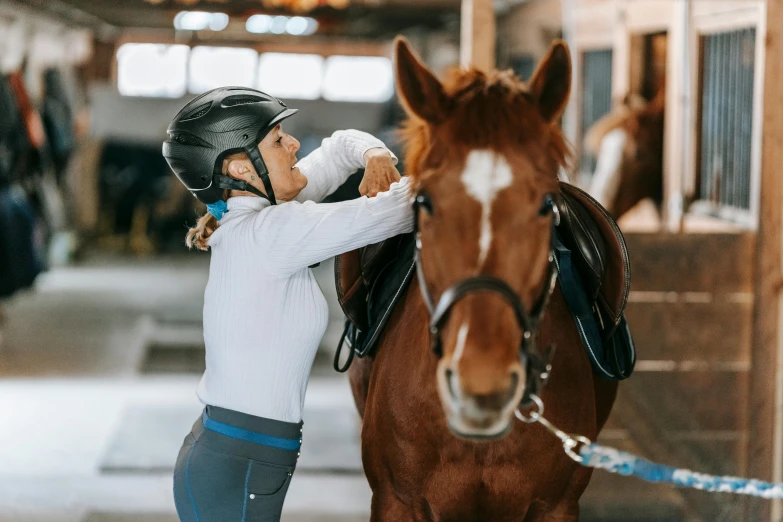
460;150;513;267
453;323;469;364
588;128;627;209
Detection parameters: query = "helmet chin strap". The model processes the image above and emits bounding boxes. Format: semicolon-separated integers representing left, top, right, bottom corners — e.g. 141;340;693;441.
213;145;278;205
245;145;277;205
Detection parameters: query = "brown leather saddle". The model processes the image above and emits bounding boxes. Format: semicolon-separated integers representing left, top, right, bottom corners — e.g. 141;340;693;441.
334;181;633;377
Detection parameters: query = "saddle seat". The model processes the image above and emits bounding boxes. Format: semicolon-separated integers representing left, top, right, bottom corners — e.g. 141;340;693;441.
334;181;635;380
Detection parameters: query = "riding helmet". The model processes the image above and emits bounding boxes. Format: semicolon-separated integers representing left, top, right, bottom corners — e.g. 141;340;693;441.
162;87;298;205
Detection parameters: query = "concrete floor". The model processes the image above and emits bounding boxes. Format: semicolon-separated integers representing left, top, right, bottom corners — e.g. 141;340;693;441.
0;253;693;522
0;254;369;522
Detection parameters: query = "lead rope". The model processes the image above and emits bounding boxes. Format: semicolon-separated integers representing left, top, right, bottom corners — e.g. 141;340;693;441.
517;395;783;499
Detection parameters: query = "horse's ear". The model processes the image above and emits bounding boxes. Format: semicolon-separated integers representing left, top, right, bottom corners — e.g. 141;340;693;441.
394;36;449;123
528;41;571;122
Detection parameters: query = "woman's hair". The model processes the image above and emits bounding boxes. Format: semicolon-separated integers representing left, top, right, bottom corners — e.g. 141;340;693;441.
185;152;246;251
185;206;222;251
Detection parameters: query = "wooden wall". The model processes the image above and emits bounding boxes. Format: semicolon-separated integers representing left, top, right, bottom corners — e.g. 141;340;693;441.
581;232;755;520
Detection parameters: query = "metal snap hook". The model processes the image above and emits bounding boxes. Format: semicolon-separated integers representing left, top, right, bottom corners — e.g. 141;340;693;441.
515;394;544;423
563;435;592;463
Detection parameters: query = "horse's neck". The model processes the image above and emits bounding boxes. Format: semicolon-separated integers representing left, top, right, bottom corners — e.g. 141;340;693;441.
588;128;627;210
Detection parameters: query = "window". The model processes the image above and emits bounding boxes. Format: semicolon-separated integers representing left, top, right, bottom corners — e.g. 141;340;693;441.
116;44;395;103
117;43;189;98
579;49;613;175
322;56;393;102
257;53;323;100
188;46;258;94
697;28;756;212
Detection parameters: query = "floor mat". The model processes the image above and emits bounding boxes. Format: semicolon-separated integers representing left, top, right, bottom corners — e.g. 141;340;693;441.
99;404;362;474
99;404;201;473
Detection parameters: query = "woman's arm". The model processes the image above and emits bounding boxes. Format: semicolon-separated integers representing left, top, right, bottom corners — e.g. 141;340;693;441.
293;130;398;203
255;177;413;276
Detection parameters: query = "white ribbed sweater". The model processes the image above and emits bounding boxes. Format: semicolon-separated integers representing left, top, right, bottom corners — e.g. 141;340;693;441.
198;130;414;422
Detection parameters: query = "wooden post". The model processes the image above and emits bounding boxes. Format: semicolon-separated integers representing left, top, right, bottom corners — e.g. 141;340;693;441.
748;0;783;520
460;0;495;70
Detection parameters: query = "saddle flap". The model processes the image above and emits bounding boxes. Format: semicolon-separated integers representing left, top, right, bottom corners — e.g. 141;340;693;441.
558;182;631;331
335;236;410;334
334;249;368;331
558;192;606;300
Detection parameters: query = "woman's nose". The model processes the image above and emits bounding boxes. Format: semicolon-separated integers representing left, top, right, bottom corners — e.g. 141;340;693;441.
286;135;300;155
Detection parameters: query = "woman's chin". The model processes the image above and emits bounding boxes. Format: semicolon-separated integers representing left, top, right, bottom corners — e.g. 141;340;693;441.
295;169;308;190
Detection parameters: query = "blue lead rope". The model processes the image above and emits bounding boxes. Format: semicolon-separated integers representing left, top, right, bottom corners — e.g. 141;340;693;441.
520;395;783;500
202;411;301;451
579;443;783;498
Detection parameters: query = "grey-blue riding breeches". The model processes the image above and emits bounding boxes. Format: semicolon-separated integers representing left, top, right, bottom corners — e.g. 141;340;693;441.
173;405;303;522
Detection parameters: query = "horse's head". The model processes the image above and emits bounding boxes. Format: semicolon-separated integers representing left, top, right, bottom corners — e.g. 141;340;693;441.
395;38;572;440
585;89;665;218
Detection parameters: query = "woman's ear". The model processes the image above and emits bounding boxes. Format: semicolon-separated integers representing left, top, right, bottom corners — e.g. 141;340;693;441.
227;157;252;181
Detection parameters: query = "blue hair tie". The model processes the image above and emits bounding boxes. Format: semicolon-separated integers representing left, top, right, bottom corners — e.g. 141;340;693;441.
206;200;228;220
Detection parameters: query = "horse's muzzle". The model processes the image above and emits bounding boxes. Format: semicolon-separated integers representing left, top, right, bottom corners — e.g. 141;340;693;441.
436;362;525;441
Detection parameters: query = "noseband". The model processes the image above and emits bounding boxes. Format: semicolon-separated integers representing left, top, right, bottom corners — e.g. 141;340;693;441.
412;193;560;406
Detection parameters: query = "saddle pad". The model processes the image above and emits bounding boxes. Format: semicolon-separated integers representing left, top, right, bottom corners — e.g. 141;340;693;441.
554;233;636;380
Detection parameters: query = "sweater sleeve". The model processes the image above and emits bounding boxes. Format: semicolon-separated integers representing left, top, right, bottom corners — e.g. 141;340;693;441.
254;176;414;276
293;129;398;204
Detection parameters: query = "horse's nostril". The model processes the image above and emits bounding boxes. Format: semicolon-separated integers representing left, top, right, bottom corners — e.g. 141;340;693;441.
507;371;520;402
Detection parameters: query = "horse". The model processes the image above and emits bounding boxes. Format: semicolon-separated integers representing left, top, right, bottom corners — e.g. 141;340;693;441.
583;89;665;220
347;38;618;521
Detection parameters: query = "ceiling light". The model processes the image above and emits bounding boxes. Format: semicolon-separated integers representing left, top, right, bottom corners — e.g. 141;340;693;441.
174;11;211;31
174;11;230;31
246;14;272;34
208;13;229;31
303;17;318;35
271;16;288;35
286;17;308;36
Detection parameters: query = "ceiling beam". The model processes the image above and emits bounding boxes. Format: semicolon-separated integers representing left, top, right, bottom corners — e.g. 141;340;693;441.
11;0;117;37
460;0;495;70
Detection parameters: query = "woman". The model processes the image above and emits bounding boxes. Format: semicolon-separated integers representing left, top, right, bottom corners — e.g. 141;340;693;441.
162;87;412;522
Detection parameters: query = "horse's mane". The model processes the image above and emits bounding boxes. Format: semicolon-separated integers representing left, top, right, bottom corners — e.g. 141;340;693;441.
399;67;573;183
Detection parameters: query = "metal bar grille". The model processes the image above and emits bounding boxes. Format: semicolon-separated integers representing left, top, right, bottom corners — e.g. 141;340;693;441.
698;28;755;211
580;49;613;175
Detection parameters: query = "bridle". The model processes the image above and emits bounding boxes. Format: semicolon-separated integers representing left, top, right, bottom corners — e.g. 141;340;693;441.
412;191;561;406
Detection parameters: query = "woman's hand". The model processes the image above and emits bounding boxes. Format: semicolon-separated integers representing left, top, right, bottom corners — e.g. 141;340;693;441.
360;149;401;197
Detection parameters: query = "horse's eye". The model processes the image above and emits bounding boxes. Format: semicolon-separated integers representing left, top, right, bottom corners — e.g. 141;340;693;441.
539;194;561;226
538;194;554;217
415;193;434;215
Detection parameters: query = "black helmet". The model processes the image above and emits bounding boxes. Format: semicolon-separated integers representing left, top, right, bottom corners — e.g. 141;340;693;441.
162;87;298;205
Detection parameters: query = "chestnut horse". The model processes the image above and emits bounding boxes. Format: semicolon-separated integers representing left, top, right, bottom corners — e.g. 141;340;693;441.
583;89;665;220
348;38;618;521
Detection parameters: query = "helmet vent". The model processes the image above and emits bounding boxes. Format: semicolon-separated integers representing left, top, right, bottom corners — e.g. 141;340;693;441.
222;95;266;107
172;132;211;147
181;102;212;121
